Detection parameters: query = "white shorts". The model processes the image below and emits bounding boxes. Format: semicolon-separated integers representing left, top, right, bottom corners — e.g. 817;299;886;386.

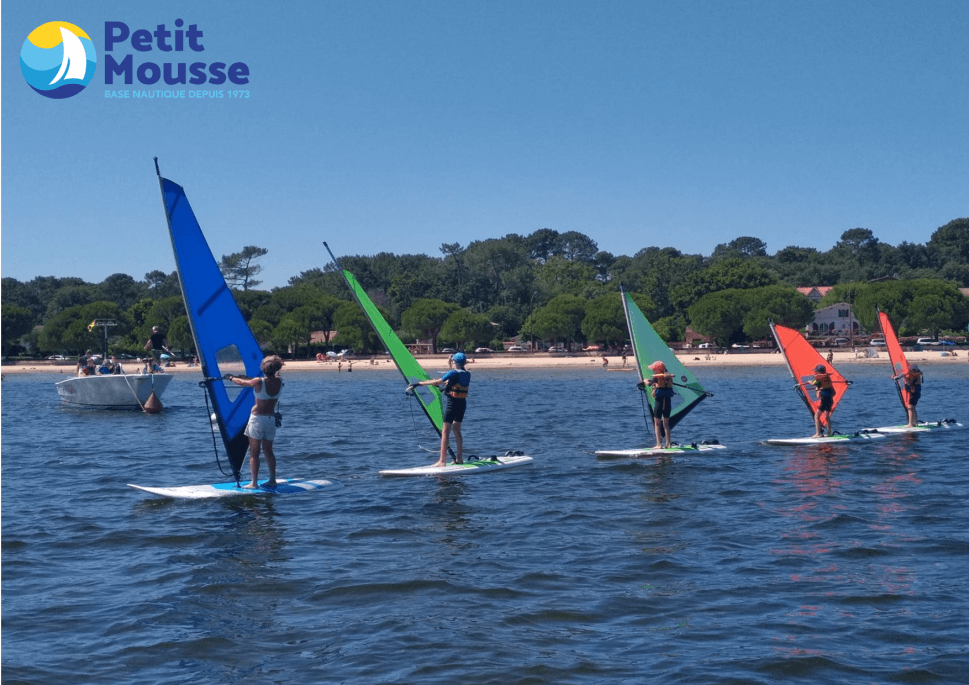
244;413;277;441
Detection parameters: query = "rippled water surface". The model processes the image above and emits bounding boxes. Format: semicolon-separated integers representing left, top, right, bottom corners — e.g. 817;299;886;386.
3;362;969;684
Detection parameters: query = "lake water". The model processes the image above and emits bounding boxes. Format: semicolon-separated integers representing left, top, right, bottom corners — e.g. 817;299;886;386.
3;362;968;684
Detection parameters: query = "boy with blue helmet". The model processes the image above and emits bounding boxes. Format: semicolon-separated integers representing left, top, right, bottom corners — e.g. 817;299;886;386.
407;353;471;466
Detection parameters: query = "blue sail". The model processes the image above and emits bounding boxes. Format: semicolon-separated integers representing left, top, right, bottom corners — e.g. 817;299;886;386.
156;166;262;480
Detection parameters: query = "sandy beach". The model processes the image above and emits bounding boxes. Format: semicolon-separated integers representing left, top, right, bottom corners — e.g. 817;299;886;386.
5;348;964;376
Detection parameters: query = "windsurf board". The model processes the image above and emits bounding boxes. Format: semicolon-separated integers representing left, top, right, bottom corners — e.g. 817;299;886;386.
128;478;333;499
765;432;887;446
862;420;963;434
380;453;533;477
595;443;727;459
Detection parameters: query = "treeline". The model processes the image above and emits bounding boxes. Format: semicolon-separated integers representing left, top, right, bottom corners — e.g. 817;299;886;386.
3;220;968;357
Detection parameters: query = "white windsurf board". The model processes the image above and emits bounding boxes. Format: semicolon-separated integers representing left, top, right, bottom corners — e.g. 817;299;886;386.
380;453;533;477
862;420;963;434
595;443;728;459
128;478;333;499
765;432;887;446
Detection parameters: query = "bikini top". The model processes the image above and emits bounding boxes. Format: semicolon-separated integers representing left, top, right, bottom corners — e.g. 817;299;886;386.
254;378;281;400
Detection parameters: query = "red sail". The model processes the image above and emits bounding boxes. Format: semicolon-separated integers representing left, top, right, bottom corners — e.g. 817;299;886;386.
769;322;849;427
877;308;912;413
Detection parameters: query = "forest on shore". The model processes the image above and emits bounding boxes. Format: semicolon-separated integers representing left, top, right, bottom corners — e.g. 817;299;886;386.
3;220;968;359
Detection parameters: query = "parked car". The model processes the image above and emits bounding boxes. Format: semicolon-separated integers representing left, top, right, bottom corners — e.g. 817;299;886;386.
833;338;849;346
440;348;456;354
697;343;715;349
869;339;886;346
507;346;525;352
916;338;940;346
46;355;68;361
474;347;493;353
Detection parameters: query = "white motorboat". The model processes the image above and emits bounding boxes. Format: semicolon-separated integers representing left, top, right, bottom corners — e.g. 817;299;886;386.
55;372;173;409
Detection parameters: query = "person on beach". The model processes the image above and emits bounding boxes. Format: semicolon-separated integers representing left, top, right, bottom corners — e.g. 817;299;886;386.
638;360;674;448
144;326;170;361
225;355;284;489
407;352;471;467
811;363;835;437
894;363;923;427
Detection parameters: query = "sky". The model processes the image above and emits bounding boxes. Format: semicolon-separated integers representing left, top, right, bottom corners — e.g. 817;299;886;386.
3;0;967;290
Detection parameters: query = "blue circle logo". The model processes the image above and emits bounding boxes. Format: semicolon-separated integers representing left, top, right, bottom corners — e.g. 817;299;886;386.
21;22;97;99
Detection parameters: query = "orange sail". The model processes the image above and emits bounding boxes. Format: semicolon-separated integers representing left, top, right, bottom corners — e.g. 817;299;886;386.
769;321;849;427
876;308;912;414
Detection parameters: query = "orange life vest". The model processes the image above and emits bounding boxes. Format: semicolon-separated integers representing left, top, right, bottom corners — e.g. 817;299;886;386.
813;372;834;395
447;382;469;399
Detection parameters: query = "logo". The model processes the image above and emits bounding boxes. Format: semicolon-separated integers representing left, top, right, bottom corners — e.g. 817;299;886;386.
21;22;97;99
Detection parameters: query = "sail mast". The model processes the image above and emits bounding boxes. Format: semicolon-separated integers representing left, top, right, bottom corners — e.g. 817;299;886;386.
155;159;261;481
876;307;911;417
621;287;709;431
323;242;448;442
620;284;655;437
619;284;647;387
769;319;849;428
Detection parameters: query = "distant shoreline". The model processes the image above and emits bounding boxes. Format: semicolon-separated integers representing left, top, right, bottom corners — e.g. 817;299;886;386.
4;348;964;376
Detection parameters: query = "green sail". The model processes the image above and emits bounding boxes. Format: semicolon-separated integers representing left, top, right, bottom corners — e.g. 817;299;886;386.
622;289;708;430
338;269;445;434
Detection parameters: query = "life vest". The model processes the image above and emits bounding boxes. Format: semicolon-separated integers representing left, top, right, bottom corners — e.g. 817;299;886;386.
904;369;922;391
813;372;834;395
445;370;470;399
651;372;674;398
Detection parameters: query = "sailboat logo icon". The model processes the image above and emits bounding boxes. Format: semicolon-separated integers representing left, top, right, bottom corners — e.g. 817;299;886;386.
20;21;97;99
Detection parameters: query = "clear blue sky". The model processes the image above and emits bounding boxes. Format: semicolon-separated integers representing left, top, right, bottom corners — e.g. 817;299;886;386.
3;0;967;290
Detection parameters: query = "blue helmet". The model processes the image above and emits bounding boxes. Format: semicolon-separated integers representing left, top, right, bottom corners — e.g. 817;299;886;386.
452;352;467;365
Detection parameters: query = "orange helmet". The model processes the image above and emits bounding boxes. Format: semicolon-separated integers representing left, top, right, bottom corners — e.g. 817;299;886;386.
648;361;667;373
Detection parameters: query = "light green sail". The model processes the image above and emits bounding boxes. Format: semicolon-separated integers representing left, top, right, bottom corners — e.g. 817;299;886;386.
621;288;708;430
338;268;445;434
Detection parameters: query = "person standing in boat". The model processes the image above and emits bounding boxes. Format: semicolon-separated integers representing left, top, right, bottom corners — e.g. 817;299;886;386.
638;360;674;449
811;363;836;437
77;349;94;375
225;355;284;489
407;352;471;467
144;326;170;362
894;363;923;427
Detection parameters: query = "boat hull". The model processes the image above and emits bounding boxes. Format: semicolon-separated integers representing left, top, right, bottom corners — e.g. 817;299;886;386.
54;374;174;409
